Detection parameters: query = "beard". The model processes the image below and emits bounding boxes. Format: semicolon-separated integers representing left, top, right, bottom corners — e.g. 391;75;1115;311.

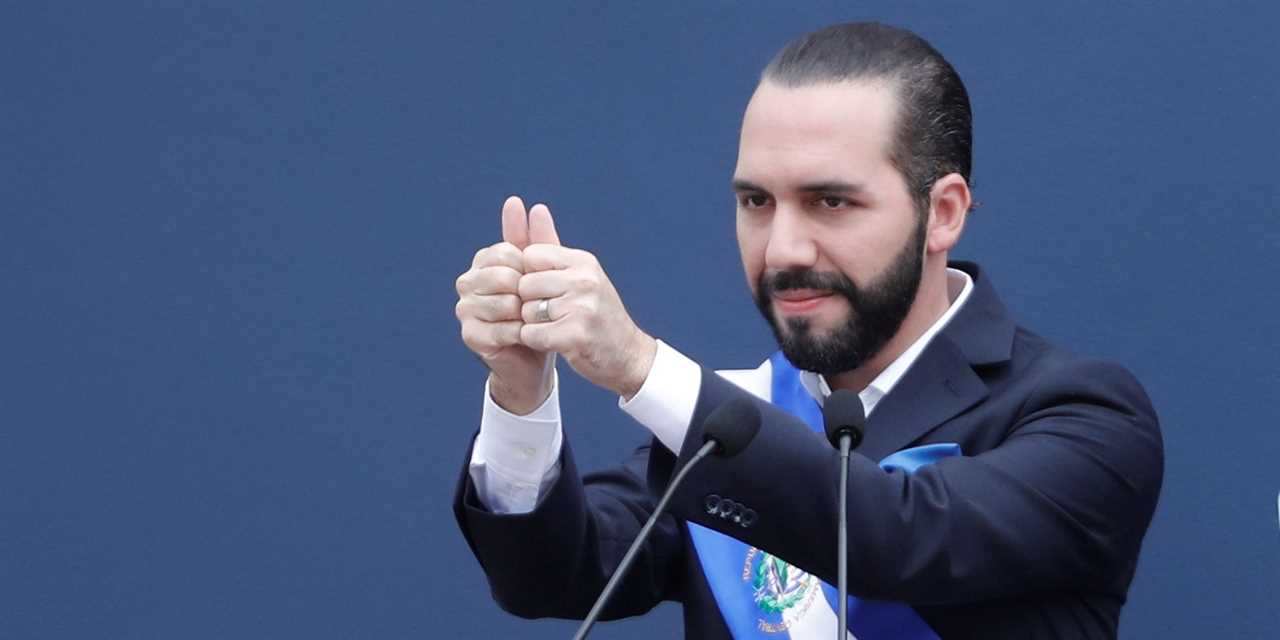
753;219;926;376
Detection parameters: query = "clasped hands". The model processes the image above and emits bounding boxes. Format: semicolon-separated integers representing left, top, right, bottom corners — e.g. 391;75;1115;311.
455;196;657;415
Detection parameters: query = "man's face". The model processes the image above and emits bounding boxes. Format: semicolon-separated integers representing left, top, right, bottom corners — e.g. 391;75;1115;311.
733;80;926;375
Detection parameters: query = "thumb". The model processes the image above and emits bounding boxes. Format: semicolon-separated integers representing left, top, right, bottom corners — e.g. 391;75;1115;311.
527;203;561;246
501;195;530;249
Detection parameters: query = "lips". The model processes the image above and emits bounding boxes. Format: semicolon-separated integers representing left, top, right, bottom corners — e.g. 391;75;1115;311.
773;290;834;314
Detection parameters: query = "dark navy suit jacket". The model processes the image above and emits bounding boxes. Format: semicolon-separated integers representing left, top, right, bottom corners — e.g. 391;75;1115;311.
453;262;1163;639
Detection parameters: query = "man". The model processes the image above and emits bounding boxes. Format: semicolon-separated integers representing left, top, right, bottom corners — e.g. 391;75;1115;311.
452;22;1162;639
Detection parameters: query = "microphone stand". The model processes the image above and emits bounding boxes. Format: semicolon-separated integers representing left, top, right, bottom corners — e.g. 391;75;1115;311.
837;432;852;638
571;398;761;640
822;389;865;640
571;439;717;640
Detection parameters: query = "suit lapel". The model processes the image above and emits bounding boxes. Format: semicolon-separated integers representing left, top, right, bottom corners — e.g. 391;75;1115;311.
860;335;988;460
858;261;1015;460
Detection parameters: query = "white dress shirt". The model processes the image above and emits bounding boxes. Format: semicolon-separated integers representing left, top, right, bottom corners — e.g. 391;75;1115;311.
467;268;973;514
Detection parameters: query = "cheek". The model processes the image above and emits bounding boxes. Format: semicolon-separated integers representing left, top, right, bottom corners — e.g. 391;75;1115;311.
736;218;766;289
816;212;912;280
819;238;862;276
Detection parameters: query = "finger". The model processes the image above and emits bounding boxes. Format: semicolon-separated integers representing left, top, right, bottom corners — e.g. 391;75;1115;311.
500;195;529;249
527;203;561;246
464;265;521;296
517;269;572;301
518;321;562;354
524;243;590;273
520;295;572;324
520;319;587;355
472;242;524;271
458;293;522;322
462;320;523;355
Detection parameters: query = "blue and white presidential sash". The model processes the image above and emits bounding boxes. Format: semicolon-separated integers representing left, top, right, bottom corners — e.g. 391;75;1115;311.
687;351;955;639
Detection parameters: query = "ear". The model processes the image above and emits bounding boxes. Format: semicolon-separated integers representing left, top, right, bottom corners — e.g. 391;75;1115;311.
925;173;971;254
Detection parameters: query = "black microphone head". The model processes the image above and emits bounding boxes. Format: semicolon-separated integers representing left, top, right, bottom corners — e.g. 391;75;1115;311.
702;399;762;458
822;389;866;450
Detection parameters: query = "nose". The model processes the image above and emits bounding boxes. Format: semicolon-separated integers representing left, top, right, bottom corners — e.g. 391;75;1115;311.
764;206;818;271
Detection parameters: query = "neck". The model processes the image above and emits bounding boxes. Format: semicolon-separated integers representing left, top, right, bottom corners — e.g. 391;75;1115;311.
826;256;952;393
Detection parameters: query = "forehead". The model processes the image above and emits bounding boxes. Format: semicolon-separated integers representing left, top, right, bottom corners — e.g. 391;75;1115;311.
735;79;900;185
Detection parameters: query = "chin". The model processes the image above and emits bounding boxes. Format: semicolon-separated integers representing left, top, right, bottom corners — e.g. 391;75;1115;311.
782;309;847;334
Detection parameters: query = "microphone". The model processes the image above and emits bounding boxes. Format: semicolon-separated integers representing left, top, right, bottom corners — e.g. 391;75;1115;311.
822;390;866;638
572;398;762;640
824;389;865;450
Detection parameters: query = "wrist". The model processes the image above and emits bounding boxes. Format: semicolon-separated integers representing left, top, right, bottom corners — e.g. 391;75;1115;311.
488;358;555;416
615;331;657;401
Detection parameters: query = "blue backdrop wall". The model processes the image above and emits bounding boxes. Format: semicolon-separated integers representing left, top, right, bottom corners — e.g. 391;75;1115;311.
4;2;1277;638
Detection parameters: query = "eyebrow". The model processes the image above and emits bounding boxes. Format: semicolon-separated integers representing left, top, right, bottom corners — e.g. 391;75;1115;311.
796;181;866;195
731;179;767;192
731;179;866;194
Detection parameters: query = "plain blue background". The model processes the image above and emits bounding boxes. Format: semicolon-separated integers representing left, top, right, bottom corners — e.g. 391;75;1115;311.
3;2;1277;638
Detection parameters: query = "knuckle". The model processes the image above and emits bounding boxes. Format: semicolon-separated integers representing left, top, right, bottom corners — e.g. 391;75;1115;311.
473;296;495;319
520;252;540;273
559;297;580;318
496;242;520;264
474;295;501;320
496;267;519;292
498;321;521;345
469;268;496;293
476;243;520;269
497;294;521;317
470;268;509;296
464;322;499;349
572;323;591;348
460;323;480;346
518;324;539;349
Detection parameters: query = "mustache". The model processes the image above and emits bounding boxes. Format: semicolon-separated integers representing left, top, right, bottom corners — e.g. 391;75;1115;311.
758;269;858;298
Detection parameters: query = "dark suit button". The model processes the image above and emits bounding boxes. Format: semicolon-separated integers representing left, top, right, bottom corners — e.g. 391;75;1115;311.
730;501;745;524
717;499;738;519
704;494;722;515
739;509;757;528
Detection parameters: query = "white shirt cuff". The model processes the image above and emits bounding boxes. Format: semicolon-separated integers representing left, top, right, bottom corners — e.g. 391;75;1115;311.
468;372;563;514
619;340;702;455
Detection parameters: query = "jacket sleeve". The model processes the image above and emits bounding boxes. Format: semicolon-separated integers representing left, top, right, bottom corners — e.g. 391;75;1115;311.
655;359;1163;605
453;432;685;620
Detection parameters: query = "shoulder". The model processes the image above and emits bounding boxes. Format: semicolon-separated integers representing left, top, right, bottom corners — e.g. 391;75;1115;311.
989;328;1164;491
1007;328;1156;421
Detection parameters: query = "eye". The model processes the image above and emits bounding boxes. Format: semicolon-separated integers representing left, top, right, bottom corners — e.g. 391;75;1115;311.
817;196;848;209
738;193;771;209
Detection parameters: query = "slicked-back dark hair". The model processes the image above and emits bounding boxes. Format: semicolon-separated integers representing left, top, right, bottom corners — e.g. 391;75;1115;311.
762;22;973;216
